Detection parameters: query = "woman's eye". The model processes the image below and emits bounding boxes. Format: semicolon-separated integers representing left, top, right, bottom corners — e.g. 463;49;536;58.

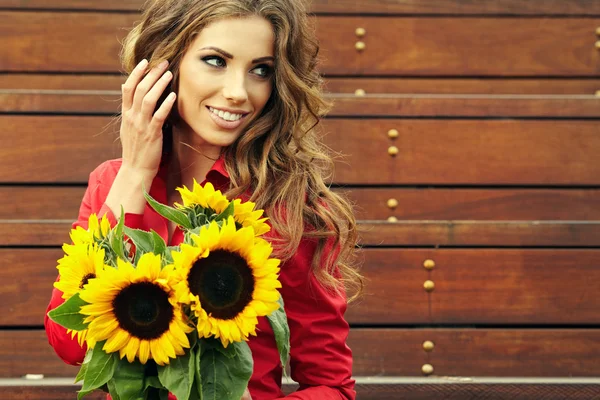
252;64;273;78
202;56;226;68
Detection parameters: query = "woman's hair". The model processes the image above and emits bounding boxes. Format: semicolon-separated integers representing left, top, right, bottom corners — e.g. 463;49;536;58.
121;0;363;301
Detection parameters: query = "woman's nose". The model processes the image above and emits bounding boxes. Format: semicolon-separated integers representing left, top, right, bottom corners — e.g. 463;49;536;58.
222;72;249;104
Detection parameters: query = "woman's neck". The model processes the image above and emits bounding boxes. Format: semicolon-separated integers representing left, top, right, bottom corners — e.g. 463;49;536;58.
166;125;222;203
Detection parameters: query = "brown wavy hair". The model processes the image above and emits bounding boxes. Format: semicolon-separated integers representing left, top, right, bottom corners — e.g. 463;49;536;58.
121;0;363;301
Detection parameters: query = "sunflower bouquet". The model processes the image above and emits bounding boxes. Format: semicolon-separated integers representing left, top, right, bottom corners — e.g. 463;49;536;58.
48;181;290;400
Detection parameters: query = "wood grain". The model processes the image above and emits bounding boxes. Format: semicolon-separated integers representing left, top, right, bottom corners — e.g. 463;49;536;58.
5;186;599;222
4;329;599;377
2;0;599;15
2;12;599;76
3;379;600;400
341;188;600;221
8;248;598;326
4;91;600;117
3;74;600;95
2;221;599;247
3;116;599;185
323;119;600;185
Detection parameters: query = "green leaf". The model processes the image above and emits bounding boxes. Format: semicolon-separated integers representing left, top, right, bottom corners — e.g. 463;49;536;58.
124;227;154;255
193;340;203;400
267;295;290;371
106;380;120;400
151;230;167;256
80;341;118;395
214;201;234;222
200;341;253;400
144;190;192;230
157;348;195;400
47;293;89;331
77;387;96;400
111;207;126;260
75;350;92;384
109;358;146;400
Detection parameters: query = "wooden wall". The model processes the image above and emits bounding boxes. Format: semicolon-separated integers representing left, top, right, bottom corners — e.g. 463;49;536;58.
1;0;600;397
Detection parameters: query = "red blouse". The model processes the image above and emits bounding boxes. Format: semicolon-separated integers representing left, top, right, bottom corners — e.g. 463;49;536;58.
44;158;355;400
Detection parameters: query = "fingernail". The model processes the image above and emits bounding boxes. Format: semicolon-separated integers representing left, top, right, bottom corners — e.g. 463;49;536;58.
158;60;169;69
138;59;148;69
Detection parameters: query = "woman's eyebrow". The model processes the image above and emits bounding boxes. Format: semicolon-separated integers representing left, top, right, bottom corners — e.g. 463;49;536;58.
199;46;274;63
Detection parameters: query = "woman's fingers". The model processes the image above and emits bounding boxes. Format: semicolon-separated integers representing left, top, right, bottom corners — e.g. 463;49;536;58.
149;92;177;132
121;59;149;111
131;60;170;113
140;70;173;117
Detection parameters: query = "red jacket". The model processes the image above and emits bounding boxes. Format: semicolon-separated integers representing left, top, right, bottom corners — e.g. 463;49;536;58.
44;157;356;400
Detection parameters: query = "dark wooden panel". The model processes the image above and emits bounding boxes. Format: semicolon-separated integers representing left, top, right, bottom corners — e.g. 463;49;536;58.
357;221;600;247
4;248;599;326
0;187;85;219
425;329;600;377
348;249;600;324
3;12;600;76
3;117;600;185
341;188;600;221
2;0;599;15
4;380;600;400
0;249;63;326
7;329;598;377
0;116;119;183
5;186;598;222
316;17;600;76
322;119;600;185
327;95;600;117
325;78;600;95
4;91;600;117
2;221;599;247
3;74;600;96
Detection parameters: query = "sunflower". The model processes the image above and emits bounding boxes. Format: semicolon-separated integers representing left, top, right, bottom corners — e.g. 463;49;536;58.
175;179;270;235
70;213;111;245
171;217;281;347
79;253;193;365
54;242;106;346
55;242;106;300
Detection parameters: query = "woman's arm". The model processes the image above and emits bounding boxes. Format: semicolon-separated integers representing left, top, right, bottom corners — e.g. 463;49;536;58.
278;238;356;400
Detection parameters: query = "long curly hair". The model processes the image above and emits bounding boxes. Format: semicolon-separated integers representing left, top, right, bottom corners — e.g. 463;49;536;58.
121;0;363;301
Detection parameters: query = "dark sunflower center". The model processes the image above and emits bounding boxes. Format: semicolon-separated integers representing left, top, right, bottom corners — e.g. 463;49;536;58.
188;250;255;320
112;282;174;339
79;273;96;289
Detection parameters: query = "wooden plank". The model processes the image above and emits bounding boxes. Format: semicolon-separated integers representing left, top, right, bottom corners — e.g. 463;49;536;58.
316;17;600;76
3;74;600;96
5;117;600;185
327;95;600;117
322;119;600;185
4;91;600;117
3;379;600;400
325;78;600;96
340;188;600;221
2;220;599;247
0;187;85;220
3;329;599;377
5;187;599;222
9;248;598;326
2;13;600;76
357;221;600;247
2;0;599;15
0;116;119;183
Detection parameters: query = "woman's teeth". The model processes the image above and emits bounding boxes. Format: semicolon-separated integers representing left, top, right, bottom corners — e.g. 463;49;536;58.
209;107;244;121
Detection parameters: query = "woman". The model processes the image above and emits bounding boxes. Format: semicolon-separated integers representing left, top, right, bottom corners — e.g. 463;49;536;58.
45;0;362;399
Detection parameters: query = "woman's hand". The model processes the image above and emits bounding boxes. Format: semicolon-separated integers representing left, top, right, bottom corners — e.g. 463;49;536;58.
119;58;176;180
240;388;253;400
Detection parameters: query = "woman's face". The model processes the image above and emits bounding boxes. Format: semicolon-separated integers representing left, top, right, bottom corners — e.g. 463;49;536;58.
175;16;275;150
